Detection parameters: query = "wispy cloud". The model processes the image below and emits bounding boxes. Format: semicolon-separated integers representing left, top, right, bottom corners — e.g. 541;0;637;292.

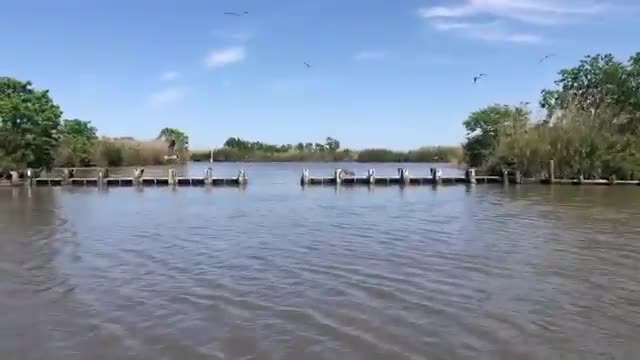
419;0;607;25
204;46;246;68
419;0;610;43
354;50;387;61
148;86;189;107
431;20;543;44
160;71;180;81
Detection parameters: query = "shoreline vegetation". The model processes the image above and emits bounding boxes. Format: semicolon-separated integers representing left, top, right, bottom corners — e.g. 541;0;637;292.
2;51;640;179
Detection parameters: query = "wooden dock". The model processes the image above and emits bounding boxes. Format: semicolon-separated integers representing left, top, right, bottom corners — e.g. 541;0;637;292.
3;168;247;187
300;166;640;187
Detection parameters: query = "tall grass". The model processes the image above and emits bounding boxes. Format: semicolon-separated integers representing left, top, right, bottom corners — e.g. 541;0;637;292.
93;139;181;167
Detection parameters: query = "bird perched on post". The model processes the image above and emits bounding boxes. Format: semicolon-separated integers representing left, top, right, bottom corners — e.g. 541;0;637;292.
473;73;487;84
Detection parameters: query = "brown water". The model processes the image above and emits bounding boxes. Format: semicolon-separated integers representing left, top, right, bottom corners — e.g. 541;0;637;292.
1;163;639;360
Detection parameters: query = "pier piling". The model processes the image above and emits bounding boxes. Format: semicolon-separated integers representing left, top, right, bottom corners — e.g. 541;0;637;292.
502;169;509;185
237;170;247;185
368;169;376;185
301;169;310;186
399;168;410;185
205;168;213;185
430;168;442;185
466;168;477;184
515;171;522;185
549;160;555;184
334;169;343;185
168;169;177;185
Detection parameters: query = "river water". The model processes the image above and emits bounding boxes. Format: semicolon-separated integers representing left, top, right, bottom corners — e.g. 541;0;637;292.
1;163;639;360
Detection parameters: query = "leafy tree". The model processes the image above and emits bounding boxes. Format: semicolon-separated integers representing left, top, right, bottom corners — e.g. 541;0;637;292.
157;127;189;154
295;142;305;152
304;142;314;152
325;137;341;152
462;104;528;168
56;119;98;166
0;77;63;169
314;143;326;152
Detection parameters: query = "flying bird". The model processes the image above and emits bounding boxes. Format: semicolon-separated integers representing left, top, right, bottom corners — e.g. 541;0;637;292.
539;54;556;63
304;62;312;68
473;73;487;84
224;11;249;16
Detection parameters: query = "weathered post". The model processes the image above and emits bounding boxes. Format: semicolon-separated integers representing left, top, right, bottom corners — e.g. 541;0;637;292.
98;168;109;185
430;168;441;184
9;171;20;186
399;168;410;185
301;169;310;186
465;168;477;184
205;167;213;185
133;168;144;185
237;170;247;185
578;174;584;185
608;174;616;185
515;170;522;184
25;168;33;186
334;169;343;185
549;160;555;184
502;169;509;185
62;168;75;185
168;169;177;185
368;168;376;185
209;147;214;163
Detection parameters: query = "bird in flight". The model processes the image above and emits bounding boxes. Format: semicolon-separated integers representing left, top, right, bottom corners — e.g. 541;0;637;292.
224;11;249;16
473;73;487;84
539;54;556;63
304;62;312;68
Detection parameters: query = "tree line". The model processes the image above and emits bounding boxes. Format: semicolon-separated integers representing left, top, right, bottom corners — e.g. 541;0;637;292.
463;52;640;180
0;77;189;170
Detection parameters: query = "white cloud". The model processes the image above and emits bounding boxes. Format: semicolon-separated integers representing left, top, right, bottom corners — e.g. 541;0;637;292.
204;46;246;68
160;71;180;81
419;0;608;25
354;50;387;61
148;86;189;107
431;20;543;44
419;0;611;44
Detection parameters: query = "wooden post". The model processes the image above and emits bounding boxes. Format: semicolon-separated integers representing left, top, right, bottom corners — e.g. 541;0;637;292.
431;168;441;184
549;160;555;184
334;169;343;185
237;170;247;185
205;167;213;185
25;168;33;186
502;169;509;185
209;147;214;163
133;168;144;185
301;169;310;186
62;168;75;185
515;170;522;184
9;171;19;186
368;169;376;185
98;168;109;185
466;168;477;184
578;174;584;184
608;174;616;185
168;169;177;185
399;168;410;185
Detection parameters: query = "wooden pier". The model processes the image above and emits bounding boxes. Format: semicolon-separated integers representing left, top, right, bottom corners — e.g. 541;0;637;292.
300;164;640;187
2;168;247;187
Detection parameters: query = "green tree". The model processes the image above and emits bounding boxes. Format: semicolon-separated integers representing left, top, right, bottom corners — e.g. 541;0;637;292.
462;104;528;168
325;137;340;152
295;142;305;152
56;119;98;166
156;127;189;153
0;77;63;170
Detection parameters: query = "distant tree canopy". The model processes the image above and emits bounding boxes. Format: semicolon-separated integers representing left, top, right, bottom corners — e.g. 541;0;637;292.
222;137;342;153
157;127;189;152
0;77;63;169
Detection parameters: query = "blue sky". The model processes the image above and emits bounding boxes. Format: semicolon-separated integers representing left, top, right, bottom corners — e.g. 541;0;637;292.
1;0;637;150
